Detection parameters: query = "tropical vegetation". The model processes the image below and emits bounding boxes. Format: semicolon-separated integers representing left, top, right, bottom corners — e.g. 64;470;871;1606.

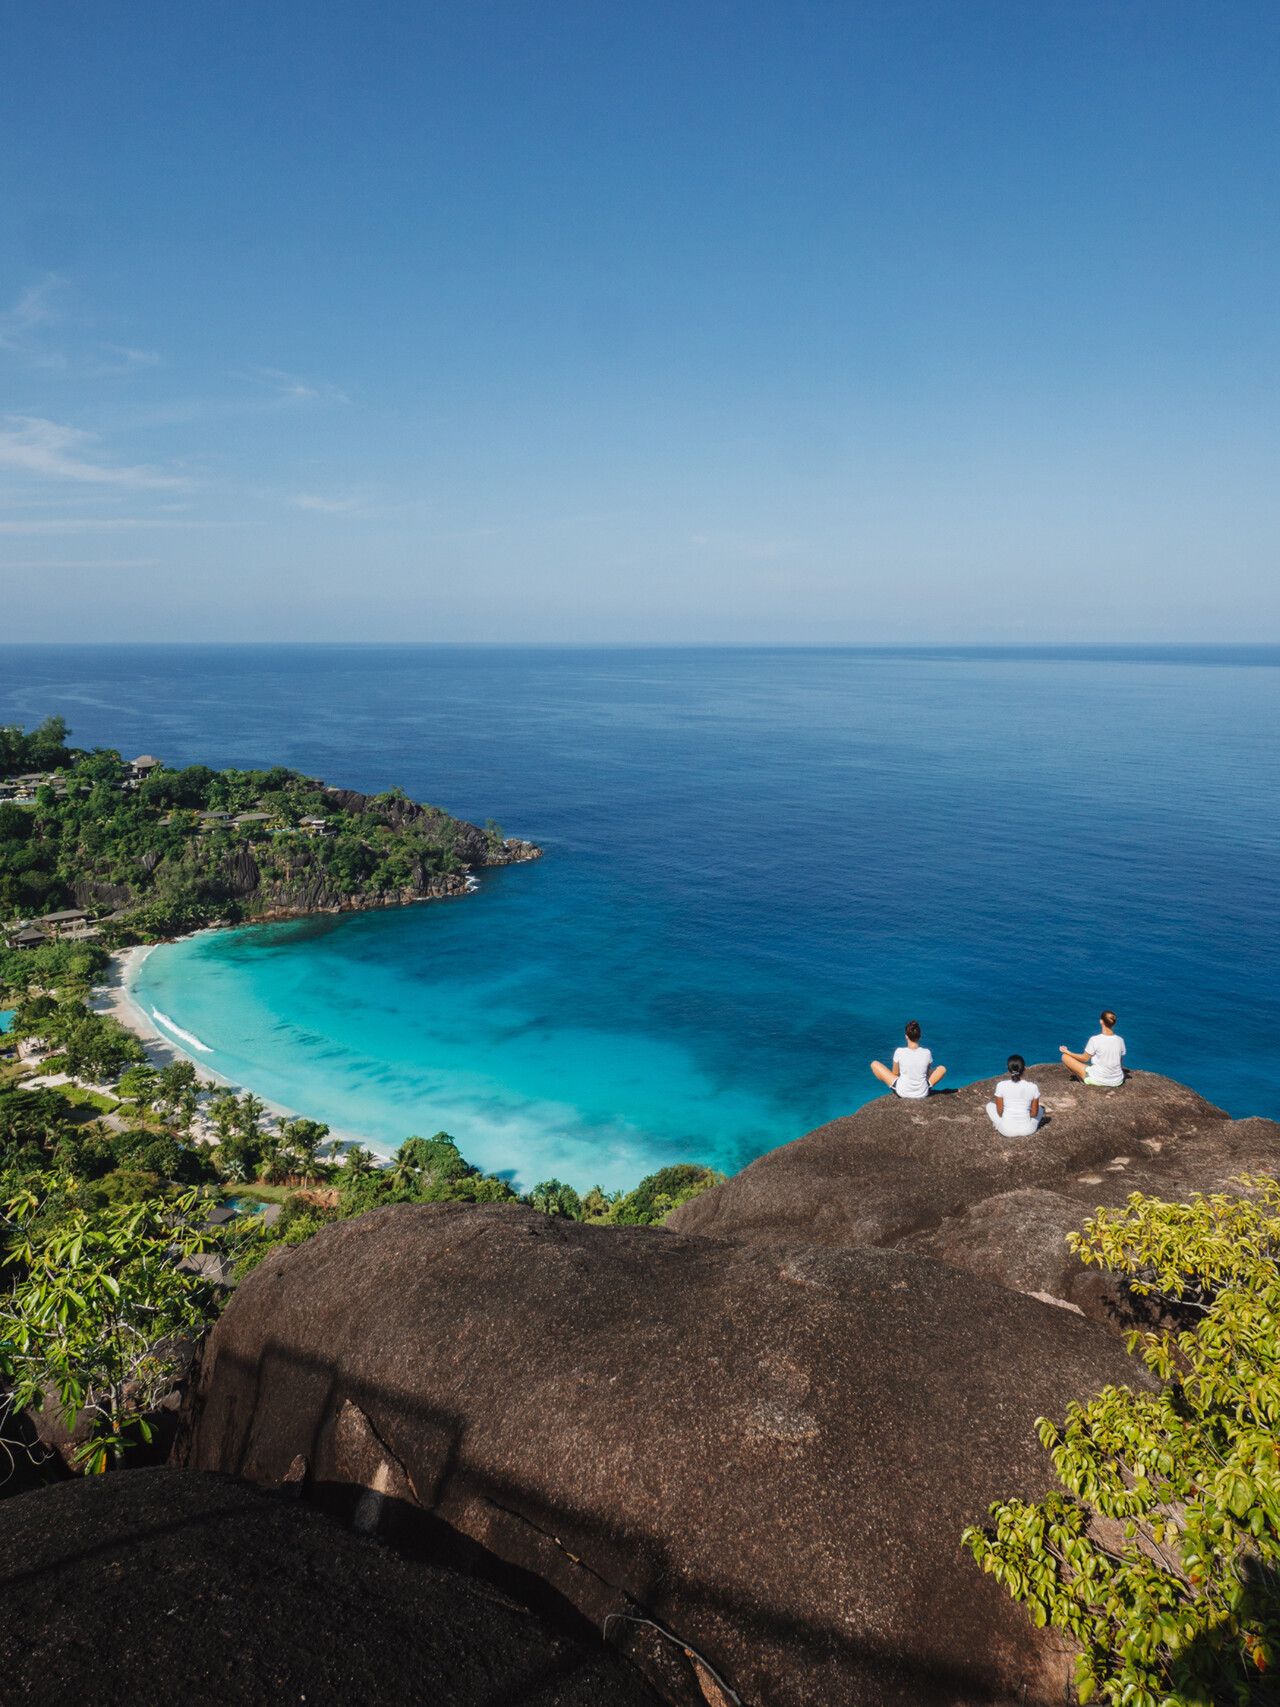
0;958;723;1481
964;1183;1280;1706
0;713;721;1483
0;713;507;937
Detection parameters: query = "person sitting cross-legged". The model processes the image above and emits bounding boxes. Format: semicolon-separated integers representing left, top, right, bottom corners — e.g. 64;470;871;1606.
985;1055;1041;1137
1060;1009;1126;1087
871;1020;946;1099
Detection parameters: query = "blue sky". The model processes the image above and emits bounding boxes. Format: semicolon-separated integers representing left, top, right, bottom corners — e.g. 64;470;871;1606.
2;0;1278;641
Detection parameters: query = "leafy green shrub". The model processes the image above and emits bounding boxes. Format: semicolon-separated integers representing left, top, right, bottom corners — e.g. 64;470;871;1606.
139;765;218;810
527;1179;583;1219
0;715;73;776
0;941;110;1001
0;1182;223;1470
963;1181;1280;1705
232;1194;339;1281
396;1132;473;1182
611;1163;725;1225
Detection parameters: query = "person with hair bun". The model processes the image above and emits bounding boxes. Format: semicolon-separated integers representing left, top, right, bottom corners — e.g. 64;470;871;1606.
871;1020;947;1099
1060;1010;1126;1087
985;1055;1041;1137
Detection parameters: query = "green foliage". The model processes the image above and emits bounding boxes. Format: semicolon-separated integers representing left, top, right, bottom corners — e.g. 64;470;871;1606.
138;765;218;810
206;1089;273;1182
0;803;33;844
527;1178;583;1219
279;1117;331;1184
394;1132;473;1182
0;1183;221;1471
610;1163;726;1225
0;720;482;930
580;1185;623;1222
117;1064;160;1113
0;939;110;1003
963;1181;1280;1705
10;996;143;1082
93;1166;165;1206
0;715;73;776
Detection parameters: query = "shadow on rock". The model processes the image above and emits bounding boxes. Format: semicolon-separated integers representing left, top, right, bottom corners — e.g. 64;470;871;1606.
175;1202;1155;1706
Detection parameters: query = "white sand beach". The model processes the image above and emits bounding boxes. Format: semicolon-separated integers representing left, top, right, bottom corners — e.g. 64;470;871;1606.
88;945;371;1155
90;946;231;1087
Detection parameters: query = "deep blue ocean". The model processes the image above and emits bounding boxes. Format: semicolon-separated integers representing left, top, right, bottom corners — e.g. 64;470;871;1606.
2;645;1277;1190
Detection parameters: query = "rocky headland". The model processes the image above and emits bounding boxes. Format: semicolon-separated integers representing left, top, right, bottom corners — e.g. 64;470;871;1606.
0;733;542;943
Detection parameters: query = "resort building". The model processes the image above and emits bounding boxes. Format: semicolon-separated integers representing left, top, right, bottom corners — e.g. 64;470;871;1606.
38;909;89;937
7;926;48;949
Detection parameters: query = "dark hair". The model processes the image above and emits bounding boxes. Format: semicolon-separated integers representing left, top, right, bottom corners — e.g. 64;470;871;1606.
1100;1010;1117;1028
904;1020;922;1042
1006;1054;1025;1081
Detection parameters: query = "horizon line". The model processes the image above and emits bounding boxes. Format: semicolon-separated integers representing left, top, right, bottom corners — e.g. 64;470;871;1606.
1;639;1279;655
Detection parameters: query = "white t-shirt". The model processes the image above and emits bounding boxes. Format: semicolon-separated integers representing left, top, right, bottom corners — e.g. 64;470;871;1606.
892;1045;933;1098
995;1078;1040;1121
1085;1033;1126;1085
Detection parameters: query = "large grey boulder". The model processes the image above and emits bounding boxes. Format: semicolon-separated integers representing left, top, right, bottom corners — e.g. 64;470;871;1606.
668;1068;1280;1318
177;1202;1151;1707
0;1465;662;1706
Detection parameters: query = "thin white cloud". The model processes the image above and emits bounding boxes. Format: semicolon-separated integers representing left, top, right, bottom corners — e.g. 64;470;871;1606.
0;276;68;368
92;344;162;375
0;519;206;532
293;492;364;513
0;558;160;569
0;417;187;488
237;367;350;406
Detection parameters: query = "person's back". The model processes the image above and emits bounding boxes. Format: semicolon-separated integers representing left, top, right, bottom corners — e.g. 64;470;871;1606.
871;1021;946;1098
892;1041;933;1098
986;1055;1041;1137
1061;1010;1126;1087
1083;1029;1125;1085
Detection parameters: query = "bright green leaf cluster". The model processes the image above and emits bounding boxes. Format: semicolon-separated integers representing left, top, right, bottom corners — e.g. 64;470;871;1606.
963;1179;1280;1704
0;1181;232;1472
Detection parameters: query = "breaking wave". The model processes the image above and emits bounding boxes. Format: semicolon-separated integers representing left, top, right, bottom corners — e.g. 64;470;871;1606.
151;1007;214;1054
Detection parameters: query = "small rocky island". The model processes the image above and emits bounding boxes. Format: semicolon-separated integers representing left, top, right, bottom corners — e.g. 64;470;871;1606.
0;715;541;944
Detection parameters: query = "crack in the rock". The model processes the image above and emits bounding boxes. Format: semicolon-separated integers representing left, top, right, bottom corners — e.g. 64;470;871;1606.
480;1496;744;1705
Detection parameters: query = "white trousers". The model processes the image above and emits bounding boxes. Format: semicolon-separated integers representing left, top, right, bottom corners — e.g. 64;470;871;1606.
986;1100;1040;1138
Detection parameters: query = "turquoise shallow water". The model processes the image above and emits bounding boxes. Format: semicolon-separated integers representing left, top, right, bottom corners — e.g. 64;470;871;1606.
132;900;786;1190
4;644;1279;1191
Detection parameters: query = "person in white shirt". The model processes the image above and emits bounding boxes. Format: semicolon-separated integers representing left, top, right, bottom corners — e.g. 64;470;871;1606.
986;1055;1041;1137
871;1020;946;1099
1060;1010;1126;1087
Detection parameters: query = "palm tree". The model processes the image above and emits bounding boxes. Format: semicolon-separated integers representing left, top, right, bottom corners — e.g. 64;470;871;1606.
389;1149;421;1195
118;1064;160;1120
341;1144;373;1180
280;1118;330;1186
256;1132;286;1185
209;1090;240;1146
236;1093;267;1144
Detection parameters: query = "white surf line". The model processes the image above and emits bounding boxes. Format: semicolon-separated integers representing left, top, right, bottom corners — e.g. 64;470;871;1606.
150;1007;214;1054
